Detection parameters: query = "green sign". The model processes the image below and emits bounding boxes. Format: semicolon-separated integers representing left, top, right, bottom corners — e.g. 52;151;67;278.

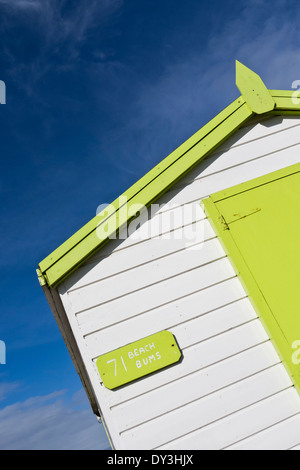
96;331;182;389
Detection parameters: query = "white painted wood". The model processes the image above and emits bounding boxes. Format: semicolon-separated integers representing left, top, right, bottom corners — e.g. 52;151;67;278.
56;116;300;450
226;414;300;450
69;238;225;313
65;219;212;292
159;388;300;450
85;297;256;360
120;365;293;449
210;116;300;156
80;276;246;338
94;202;206;255
100;320;270;408
111;341;280;433
76;258;236;328
171;118;300;188
290;443;300;450
64;207;208;291
57;281;125;449
157;142;300;209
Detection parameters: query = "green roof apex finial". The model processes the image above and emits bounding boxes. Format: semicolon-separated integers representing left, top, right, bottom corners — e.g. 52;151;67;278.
236;60;275;114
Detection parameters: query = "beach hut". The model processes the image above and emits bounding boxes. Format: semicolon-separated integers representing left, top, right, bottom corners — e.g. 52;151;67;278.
37;61;300;450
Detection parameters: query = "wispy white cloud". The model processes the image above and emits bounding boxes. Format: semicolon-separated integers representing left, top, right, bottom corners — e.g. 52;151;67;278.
0;0;41;9
0;380;21;402
101;0;300;178
0;389;110;450
204;0;300;89
34;0;123;56
0;0;124;95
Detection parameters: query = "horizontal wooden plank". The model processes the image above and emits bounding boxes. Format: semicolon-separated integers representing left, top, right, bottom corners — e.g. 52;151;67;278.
120;364;292;449
216;115;300;150
65;218;213;292
64;205;207;284
157;141;300;209
76;257;236;330
85;295;254;359
111;341;279;433
170;297;256;346
70;238;226;313
97;320;270;408
159;388;300;450
81;276;247;341
226;413;300;450
171;119;300;189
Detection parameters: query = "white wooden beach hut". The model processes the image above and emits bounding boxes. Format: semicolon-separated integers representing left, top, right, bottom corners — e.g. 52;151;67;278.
37;62;300;450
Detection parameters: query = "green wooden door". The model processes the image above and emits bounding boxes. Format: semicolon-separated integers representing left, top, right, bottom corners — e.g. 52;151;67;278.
202;162;300;393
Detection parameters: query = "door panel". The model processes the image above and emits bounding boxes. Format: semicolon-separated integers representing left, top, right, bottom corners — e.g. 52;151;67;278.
202;162;300;393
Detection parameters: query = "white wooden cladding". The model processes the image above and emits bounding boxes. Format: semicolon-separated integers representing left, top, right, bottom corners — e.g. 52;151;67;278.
85;290;251;358
70;238;226;315
120;365;292;449
160;389;300;450
59;116;300;450
103;320;269;408
77;258;236;333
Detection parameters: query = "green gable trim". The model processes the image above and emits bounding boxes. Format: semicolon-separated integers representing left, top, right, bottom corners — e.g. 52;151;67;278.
38;63;300;288
201;162;300;395
40;95;246;276
39;96;252;287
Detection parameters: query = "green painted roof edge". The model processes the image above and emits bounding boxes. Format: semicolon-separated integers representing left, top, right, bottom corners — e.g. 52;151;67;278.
38;64;300;288
236;60;275;114
40;95;246;276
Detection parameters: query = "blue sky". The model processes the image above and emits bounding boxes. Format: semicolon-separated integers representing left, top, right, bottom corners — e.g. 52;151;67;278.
0;0;300;450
